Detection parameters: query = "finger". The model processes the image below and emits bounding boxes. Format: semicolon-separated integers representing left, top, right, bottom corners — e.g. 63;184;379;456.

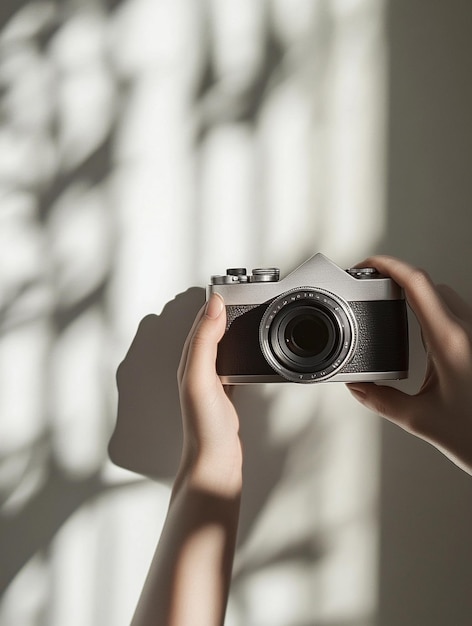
180;294;226;388
357;256;456;350
347;382;418;433
436;283;472;322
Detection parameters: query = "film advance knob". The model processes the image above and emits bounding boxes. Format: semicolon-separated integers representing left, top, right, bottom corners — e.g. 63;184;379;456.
250;268;280;282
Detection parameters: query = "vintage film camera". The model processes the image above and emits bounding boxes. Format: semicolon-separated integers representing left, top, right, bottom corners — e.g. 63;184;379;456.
208;253;409;384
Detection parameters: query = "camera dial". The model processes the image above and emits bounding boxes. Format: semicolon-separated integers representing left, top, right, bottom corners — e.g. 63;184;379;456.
250;268;280;283
259;288;357;383
227;268;247;277
346;267;380;279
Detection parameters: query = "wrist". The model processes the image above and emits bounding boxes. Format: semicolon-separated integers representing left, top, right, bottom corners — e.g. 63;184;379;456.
174;448;243;500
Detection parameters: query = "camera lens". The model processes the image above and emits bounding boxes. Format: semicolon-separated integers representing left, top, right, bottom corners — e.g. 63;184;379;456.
259;289;355;383
284;310;336;359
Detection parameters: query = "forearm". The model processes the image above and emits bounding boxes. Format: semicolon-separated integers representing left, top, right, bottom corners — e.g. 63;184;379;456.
131;466;242;626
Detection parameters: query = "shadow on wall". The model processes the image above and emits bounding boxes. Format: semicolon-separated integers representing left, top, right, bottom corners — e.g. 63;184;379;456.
0;440;144;597
0;0;120;599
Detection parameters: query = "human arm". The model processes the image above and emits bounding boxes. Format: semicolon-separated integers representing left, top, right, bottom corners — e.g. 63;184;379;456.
347;255;472;475
131;293;242;625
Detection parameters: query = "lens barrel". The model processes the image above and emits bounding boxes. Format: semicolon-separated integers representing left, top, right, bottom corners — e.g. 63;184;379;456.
259;288;355;382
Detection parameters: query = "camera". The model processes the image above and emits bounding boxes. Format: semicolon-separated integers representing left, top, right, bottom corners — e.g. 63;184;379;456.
208;253;409;384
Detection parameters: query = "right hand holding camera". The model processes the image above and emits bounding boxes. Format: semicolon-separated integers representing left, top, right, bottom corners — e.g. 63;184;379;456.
347;255;472;475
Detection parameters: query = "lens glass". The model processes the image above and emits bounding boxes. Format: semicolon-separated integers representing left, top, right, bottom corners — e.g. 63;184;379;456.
272;304;339;370
285;313;332;358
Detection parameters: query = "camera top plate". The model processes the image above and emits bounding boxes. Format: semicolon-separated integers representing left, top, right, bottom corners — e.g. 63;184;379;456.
208;253;403;305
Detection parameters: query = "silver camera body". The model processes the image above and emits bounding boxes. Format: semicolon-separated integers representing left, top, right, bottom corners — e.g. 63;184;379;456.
207;253;409;384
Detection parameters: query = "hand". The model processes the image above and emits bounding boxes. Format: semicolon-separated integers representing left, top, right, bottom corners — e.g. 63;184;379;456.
347;256;472;475
176;293;242;495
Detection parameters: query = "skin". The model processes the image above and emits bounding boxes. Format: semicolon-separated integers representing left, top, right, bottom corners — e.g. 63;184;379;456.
347;255;472;475
130;255;472;625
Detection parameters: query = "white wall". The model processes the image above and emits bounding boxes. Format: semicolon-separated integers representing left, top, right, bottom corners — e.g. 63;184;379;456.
0;1;470;625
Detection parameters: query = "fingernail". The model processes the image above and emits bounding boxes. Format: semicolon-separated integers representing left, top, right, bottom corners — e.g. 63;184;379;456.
205;293;224;319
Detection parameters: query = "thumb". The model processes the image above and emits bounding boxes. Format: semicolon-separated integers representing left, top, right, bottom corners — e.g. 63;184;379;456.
181;294;226;386
347;383;415;431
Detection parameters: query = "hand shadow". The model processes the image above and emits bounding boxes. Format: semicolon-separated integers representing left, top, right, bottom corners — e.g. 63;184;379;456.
108;288;288;544
108;288;205;480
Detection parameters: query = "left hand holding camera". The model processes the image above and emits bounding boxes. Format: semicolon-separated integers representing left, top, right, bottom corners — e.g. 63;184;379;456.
131;293;241;626
348;255;472;475
176;293;243;496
